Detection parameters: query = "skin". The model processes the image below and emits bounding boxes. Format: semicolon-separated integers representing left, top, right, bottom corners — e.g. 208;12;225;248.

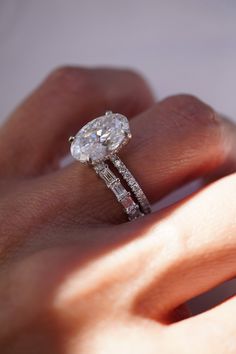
0;66;236;353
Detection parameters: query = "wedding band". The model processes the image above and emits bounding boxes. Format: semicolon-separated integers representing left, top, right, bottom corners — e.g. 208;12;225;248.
69;111;151;221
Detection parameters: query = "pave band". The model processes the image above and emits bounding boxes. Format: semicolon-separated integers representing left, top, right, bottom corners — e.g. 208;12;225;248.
93;162;143;220
69;111;151;221
110;155;151;215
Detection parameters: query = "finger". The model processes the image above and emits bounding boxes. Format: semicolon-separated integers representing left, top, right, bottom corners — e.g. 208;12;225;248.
128;172;236;321
172;295;236;353
56;94;236;223
125;95;236;202
0;66;154;177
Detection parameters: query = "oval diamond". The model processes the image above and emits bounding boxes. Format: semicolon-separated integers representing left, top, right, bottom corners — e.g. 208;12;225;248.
70;112;131;163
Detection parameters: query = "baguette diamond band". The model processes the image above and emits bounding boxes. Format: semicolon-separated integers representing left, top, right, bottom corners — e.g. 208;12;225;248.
110;155;151;215
94;162;143;220
69;111;151;221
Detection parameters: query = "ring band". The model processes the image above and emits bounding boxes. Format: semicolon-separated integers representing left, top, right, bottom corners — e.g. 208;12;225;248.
94;161;143;220
110;154;151;215
69;111;151;221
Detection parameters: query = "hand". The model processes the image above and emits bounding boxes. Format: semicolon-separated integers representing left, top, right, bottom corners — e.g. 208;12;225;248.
0;67;236;354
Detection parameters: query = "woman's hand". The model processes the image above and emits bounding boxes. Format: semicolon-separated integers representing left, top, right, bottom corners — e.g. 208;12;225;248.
0;67;236;354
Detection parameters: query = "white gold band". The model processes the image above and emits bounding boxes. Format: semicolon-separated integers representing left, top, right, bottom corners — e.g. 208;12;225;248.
110;154;151;215
93;162;143;221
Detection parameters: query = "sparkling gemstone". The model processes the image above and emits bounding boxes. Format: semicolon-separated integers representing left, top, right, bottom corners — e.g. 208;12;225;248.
70;112;130;163
121;195;138;211
100;167;117;186
111;182;128;201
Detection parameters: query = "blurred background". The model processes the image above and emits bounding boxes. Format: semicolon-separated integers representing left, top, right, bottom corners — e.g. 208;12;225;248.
0;0;236;314
1;0;236;121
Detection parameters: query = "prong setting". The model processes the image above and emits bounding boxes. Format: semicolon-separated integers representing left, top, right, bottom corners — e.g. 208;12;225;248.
125;131;132;140
70;112;130;164
68;111;151;221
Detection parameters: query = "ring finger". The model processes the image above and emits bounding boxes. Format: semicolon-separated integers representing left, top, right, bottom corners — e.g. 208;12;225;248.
56;94;236;223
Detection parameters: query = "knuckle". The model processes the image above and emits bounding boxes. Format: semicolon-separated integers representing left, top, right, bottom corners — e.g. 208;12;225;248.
122;69;154;110
47;66;92;95
165;94;220;131
180;94;218;125
161;94;223;153
123;68;151;90
46;66;154;115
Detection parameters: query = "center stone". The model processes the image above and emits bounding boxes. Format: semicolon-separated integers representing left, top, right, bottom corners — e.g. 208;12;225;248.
70;112;131;163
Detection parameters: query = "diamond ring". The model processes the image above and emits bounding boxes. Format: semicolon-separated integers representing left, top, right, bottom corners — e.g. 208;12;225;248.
69;111;151;221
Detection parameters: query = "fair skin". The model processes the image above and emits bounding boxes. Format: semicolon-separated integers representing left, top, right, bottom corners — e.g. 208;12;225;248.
0;66;236;353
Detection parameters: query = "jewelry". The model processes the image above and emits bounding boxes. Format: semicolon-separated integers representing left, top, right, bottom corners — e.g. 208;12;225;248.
69;111;151;221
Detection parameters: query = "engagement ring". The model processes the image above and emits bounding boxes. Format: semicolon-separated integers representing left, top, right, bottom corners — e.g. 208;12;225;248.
69;111;151;221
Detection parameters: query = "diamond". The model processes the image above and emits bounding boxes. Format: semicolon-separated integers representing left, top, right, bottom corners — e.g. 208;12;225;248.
111;182;128;201
100;168;117;186
114;159;122;167
121;195;136;209
128;207;143;220
94;162;106;173
70;113;130;163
